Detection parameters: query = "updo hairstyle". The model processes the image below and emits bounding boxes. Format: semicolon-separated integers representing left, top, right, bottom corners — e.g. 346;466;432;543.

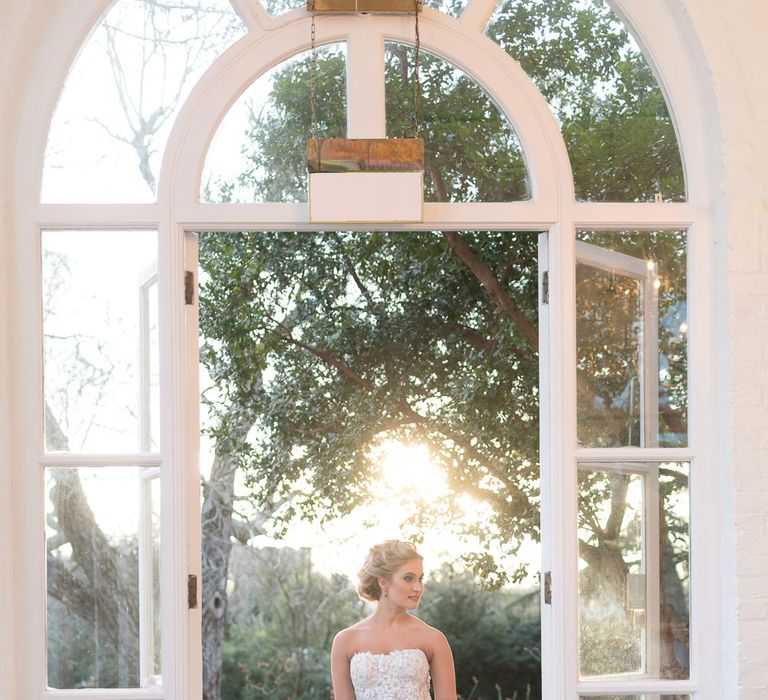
357;540;423;602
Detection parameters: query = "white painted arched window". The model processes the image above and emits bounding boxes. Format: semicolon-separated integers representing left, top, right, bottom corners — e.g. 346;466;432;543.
14;0;721;698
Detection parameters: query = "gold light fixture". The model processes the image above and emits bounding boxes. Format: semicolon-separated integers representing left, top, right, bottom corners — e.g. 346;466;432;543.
306;0;425;223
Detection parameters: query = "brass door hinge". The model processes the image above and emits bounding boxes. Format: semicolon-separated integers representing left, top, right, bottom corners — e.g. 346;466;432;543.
188;574;198;609
185;271;195;305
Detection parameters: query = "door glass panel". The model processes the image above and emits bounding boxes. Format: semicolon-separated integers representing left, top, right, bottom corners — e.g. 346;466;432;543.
43;230;158;453
46;466;161;689
42;0;245;203
578;462;690;681
201;44;347;203
576;231;687;448
385;43;530;202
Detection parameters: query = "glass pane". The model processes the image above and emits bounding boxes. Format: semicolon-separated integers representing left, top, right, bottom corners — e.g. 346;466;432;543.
43;230;158;453
385;43;530;202
578;463;690;681
202;44;347;203
576;230;687;448
43;0;246;203
486;0;685;202
198;230;542;698
46;467;161;689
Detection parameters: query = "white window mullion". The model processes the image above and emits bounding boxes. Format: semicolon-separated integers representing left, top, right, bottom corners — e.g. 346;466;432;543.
183;232;203;700
43;692;165;700
576;679;698;695
345;24;385;139
157;213;195;699
573;202;695;228
686;216;720;694
539;216;579;700
575;447;694;463
33;204;162;228
40;454;162;467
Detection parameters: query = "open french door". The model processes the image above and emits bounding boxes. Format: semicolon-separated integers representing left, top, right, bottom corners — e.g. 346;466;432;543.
539;229;686;700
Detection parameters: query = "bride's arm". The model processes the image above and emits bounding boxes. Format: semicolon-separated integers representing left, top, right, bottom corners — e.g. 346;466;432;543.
430;631;457;700
330;631;356;700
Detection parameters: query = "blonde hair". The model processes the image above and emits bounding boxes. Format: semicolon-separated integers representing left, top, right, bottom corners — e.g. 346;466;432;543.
357;540;423;602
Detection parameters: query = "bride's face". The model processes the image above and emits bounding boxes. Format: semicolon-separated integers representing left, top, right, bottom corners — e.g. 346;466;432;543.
383;558;425;609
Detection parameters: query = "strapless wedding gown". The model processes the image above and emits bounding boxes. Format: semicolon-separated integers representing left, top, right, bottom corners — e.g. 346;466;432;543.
349;648;431;700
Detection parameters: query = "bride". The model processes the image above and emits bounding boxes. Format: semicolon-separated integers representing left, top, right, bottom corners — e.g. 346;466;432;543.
330;540;457;700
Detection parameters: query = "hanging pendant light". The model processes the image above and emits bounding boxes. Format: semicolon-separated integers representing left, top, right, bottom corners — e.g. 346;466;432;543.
307;0;424;223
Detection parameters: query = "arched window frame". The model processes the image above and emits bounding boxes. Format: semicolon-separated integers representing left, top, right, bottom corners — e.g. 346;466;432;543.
8;0;722;697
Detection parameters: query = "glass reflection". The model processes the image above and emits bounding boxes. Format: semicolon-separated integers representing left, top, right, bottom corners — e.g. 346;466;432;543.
46;467;161;689
576;230;687;448
43;230;158;453
578;462;690;681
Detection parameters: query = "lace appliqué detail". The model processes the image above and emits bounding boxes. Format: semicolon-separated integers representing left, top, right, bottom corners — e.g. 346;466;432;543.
349;648;431;700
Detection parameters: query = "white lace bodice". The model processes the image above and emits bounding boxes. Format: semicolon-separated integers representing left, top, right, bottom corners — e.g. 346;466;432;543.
349;648;431;700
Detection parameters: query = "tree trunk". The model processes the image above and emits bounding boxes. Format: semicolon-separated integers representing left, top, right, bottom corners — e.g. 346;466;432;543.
201;408;255;700
45;403;140;687
580;473;689;679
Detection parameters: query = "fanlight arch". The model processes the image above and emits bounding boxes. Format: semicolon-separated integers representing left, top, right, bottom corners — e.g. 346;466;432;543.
161;9;573;216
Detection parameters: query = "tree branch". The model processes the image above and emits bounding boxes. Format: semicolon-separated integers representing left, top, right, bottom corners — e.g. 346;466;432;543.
273;328;375;391
443;232;539;350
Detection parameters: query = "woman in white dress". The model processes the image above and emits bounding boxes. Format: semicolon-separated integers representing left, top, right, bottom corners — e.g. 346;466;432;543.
330;540;457;700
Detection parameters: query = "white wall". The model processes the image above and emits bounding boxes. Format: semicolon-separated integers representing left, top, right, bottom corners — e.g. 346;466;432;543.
0;3;33;697
678;2;768;697
0;0;766;697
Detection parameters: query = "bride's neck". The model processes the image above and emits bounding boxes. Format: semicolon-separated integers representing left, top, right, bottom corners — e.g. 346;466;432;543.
371;601;411;626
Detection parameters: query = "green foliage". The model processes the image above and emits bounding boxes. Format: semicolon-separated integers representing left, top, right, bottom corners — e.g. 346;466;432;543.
244;0;685;204
220;558;543;700
236;46;347;202
487;0;685;202
418;569;541;699
221;548;366;699
385;44;530;201
199;230;540;561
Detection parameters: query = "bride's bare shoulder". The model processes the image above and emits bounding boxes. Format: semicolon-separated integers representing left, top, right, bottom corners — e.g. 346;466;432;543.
334;617;374;642
412;619;450;645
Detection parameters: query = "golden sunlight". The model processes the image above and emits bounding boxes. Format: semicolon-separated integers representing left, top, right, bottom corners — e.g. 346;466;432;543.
371;439;448;500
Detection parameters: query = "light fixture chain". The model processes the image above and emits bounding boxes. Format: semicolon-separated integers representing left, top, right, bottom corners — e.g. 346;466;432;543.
310;0;318;140
413;0;421;136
